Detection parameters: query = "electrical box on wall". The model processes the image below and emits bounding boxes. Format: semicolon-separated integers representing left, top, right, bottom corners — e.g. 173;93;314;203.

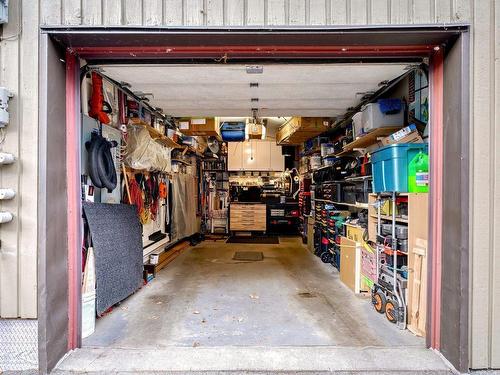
0;87;13;126
0;0;8;24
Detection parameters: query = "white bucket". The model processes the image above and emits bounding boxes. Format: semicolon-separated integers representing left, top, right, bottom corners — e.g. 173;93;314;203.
81;291;96;338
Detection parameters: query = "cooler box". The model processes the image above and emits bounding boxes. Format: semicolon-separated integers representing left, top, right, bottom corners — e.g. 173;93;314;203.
221;121;245;141
371;143;428;193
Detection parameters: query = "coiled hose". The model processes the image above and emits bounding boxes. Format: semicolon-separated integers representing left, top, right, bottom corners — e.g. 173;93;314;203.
86;133;117;192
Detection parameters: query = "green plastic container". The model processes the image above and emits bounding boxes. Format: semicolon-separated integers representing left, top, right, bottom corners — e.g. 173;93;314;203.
408;151;429;192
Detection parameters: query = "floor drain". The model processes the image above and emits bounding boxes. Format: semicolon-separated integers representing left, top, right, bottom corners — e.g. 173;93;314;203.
298;292;316;298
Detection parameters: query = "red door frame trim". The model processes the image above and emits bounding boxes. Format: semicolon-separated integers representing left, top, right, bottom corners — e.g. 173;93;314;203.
66;51;81;350
429;49;444;350
72;44;434;60
65;44;444;351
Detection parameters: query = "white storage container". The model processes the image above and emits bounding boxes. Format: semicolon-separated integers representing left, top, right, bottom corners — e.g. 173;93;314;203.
352;112;363;137
82;291;96;338
361;103;404;133
310;155;322;170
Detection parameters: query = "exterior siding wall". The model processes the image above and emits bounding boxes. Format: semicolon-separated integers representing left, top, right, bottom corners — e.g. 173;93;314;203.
0;0;38;319
40;0;473;26
0;0;495;369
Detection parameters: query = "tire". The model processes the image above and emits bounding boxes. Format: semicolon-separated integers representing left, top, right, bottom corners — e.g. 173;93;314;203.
320;251;332;263
385;299;398;323
372;290;387;314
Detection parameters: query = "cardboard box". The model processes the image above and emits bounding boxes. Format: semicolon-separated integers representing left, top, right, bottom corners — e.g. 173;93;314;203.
381;124;423;145
276;117;329;145
248;123;263;139
179;118;220;137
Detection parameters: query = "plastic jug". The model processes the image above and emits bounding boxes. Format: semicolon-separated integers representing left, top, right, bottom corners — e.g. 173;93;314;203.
408;151;429;193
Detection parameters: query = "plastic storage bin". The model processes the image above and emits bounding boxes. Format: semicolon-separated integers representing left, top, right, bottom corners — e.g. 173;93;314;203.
352;111;363;137
361;102;404;133
371;143;428;193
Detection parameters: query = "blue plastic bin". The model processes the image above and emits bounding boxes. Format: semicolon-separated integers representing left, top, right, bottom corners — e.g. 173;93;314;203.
371;143;428;193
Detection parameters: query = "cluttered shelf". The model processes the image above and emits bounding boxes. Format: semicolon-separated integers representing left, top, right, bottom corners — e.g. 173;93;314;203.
129;118;183;149
369;213;408;223
314;198;369;209
323;126;403;157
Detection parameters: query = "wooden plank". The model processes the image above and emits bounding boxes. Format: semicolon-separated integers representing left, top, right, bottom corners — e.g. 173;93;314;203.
124;0;143;25
407;194;428;336
129;119;182;148
82;0;103;25
143;0;163;25
103;0;123;25
340;236;361;293
337;126;402;154
289;0;306;25
63;0;83;25
164;0;183;25
152;241;190;274
206;0;224;25
267;0;286;25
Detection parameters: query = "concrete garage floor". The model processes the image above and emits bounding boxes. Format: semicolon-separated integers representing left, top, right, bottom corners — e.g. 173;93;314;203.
58;237;452;373
84;237;421;348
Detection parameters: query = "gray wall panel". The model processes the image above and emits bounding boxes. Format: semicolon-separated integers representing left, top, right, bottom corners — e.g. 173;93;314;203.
227;0;245;25
82;0;102;25
206;0;224;25
267;0;286;25
124;0;143;25
441;33;469;373
103;0;123;25
37;34;68;374
164;0;184;25
289;0;306;25
144;0;164;26
63;0;83;25
331;0;348;24
370;0;389;24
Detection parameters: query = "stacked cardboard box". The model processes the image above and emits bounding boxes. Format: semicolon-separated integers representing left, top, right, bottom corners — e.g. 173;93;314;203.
276;117;329;145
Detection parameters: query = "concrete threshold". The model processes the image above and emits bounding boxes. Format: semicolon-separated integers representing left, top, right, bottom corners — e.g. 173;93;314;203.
55;346;454;374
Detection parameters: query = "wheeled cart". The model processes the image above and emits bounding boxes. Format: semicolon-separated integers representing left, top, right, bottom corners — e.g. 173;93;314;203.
371;192;407;330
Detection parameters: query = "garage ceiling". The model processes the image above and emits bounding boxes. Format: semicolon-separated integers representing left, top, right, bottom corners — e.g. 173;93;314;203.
98;63;408;118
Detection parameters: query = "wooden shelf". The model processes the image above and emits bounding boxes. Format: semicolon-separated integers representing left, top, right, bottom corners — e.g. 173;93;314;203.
315;198;369;209
130;118;183;149
369;214;408;223
333;127;402;156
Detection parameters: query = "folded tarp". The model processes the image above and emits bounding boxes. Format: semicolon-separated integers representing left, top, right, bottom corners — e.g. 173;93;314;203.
83;202;143;315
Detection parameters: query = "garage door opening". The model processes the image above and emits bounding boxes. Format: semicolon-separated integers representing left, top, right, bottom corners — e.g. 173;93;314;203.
39;27;470;373
75;61;431;350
